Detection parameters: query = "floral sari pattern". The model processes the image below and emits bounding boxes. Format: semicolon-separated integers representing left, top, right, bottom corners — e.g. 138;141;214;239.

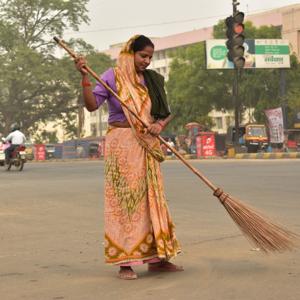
103;39;181;264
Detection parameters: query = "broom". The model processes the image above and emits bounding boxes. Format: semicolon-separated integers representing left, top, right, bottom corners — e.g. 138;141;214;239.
54;37;298;254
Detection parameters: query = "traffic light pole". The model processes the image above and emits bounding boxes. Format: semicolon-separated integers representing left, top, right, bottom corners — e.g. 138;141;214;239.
232;0;241;148
225;0;245;149
232;0;238;14
233;68;240;148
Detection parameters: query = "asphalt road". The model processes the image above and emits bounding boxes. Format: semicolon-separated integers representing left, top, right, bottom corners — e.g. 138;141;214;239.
0;160;299;300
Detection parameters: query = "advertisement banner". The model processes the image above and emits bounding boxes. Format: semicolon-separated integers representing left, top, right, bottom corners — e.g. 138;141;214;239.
265;107;284;143
34;144;46;161
206;39;290;69
202;134;216;156
255;40;290;68
196;133;216;157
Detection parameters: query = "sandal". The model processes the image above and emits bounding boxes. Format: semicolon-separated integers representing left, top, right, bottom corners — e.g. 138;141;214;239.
148;261;184;272
118;267;138;280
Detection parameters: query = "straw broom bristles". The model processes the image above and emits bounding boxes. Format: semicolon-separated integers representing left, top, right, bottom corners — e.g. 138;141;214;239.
54;37;299;254
213;188;298;253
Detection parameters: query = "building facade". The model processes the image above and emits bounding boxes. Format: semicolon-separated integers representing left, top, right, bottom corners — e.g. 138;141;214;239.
81;4;300;137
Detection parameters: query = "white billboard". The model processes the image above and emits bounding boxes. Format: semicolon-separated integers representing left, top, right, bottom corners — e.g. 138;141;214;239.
265;107;284;143
206;39;290;69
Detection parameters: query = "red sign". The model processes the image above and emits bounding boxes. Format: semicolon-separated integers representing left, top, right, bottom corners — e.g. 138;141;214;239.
196;133;216;157
34;144;46;161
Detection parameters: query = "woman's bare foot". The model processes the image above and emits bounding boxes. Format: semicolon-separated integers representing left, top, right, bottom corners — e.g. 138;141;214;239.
148;261;184;272
118;266;138;280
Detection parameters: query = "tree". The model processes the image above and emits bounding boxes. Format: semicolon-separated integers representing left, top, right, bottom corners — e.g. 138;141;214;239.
0;45;76;134
166;43;233;134
286;55;300;127
213;20;293;124
58;38;113;139
0;0;89;52
0;0;113;140
34;130;59;144
166;20;300;133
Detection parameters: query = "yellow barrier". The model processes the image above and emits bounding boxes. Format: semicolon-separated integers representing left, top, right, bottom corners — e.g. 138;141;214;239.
227;147;235;158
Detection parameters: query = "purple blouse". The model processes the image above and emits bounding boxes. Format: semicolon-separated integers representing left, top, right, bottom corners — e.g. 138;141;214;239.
93;68;127;123
93;68;148;123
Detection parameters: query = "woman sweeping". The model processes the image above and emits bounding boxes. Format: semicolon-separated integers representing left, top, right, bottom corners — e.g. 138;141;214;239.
75;35;183;280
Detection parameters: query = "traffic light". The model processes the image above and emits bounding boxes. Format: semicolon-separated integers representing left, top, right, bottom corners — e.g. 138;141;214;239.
225;11;245;68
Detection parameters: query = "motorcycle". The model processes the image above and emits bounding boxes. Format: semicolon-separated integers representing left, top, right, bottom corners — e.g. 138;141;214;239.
0;140;26;171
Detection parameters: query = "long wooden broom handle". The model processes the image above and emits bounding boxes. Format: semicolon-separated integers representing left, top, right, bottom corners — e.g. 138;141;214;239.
53;37;217;192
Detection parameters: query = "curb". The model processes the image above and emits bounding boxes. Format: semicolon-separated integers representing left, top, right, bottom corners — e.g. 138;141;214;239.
27;158;104;163
26;152;300;163
234;152;300;159
165;155;222;160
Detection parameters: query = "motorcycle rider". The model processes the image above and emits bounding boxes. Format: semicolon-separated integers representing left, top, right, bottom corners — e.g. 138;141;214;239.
3;124;26;164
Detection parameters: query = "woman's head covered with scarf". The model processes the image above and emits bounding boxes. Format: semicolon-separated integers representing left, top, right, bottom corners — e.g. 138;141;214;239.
119;35;155;74
117;35;170;123
115;35;169;162
121;35;154;54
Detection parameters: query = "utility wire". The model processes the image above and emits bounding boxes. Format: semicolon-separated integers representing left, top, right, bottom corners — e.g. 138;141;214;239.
64;14;226;35
64;5;290;35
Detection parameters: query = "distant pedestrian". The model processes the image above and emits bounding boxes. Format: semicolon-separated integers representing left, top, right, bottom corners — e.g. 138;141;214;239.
166;138;175;156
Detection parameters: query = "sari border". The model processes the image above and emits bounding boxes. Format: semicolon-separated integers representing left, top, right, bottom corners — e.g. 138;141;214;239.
105;250;182;265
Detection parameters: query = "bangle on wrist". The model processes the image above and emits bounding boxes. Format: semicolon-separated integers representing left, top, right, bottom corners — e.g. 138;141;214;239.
157;121;164;128
81;78;92;87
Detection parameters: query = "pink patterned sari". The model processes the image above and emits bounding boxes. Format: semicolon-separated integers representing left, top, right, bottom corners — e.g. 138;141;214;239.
103;42;181;265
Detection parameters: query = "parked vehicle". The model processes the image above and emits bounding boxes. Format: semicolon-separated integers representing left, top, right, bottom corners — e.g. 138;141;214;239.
226;124;268;153
89;142;100;158
244;124;268;152
45;144;55;159
285;129;300;151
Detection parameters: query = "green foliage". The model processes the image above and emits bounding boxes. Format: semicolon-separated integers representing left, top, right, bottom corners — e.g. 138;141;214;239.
167;19;300;133
34;130;59;144
0;0;90;52
285;55;300;126
0;0;114;142
166;43;233;133
58;38;113;138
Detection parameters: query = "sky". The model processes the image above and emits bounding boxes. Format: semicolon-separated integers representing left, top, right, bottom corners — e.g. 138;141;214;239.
64;0;300;51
